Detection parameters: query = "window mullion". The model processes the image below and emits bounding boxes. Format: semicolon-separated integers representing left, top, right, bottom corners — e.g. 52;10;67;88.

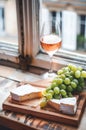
16;0;24;56
31;0;40;57
24;0;40;57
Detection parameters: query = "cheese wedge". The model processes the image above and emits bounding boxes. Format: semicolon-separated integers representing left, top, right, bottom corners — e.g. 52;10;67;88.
10;84;42;102
48;99;60;111
60;97;77;115
48;97;77;115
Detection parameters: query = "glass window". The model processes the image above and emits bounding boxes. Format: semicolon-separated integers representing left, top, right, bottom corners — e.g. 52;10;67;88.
0;0;18;53
77;15;86;50
0;0;86;70
0;7;5;32
40;0;86;53
36;0;86;69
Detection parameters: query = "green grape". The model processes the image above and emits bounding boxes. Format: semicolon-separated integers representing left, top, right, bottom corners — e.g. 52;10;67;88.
72;65;77;72
40;98;47;108
57;69;63;75
60;89;67;97
76;86;83;92
75;70;81;78
64;78;70;85
63;95;68;98
52;78;57;83
79;77;84;82
68;92;73;97
53;94;61;99
69;75;73;81
81;71;86;78
51;82;57;89
68;64;77;72
48;90;54;96
77;66;82;71
70;70;74;75
67;85;73;92
66;67;70;70
63;67;70;72
54;87;60;94
60;84;66;90
42;89;47;96
46;93;52;100
46;86;52;92
65;71;70;77
68;64;73;69
73;79;79;85
71;81;77;89
79;82;85;88
41;64;86;102
56;78;63;85
60;74;65;79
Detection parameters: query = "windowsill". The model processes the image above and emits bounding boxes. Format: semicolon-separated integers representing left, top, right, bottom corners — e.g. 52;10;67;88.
31;50;86;70
0;65;41;83
31;53;65;71
0;50;19;64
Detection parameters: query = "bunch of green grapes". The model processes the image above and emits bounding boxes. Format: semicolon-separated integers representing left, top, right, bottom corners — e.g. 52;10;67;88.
40;64;86;108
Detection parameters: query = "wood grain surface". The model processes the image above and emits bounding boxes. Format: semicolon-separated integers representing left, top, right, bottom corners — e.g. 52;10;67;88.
3;87;86;127
0;65;86;130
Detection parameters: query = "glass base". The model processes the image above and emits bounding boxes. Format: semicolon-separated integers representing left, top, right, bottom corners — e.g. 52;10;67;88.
41;72;56;79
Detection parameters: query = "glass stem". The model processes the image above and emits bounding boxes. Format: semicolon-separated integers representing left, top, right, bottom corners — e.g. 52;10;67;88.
49;55;53;74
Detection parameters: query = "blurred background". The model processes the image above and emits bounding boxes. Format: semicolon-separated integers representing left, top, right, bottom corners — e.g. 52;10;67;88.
0;0;86;54
0;0;18;45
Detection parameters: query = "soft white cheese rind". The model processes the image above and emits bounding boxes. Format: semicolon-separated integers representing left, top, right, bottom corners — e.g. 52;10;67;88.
48;99;60;111
11;84;41;96
48;97;77;115
10;84;42;101
60;97;77;115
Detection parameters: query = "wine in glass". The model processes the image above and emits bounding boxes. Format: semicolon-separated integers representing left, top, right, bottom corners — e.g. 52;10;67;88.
40;19;62;79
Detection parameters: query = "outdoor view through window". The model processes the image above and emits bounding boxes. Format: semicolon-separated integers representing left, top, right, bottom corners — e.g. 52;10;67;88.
40;0;86;55
0;0;86;57
0;0;18;46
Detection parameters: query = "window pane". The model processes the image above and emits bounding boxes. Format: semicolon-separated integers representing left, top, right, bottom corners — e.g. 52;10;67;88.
40;0;86;55
0;0;18;46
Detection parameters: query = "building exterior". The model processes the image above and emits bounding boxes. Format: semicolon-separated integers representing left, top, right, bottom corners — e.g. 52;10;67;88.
41;0;86;51
0;0;17;43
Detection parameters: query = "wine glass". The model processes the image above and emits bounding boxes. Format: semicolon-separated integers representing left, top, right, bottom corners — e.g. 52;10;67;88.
40;18;62;79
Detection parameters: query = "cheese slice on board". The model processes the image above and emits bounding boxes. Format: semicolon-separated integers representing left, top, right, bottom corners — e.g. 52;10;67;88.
48;99;60;111
48;97;77;115
10;84;42;102
60;97;77;115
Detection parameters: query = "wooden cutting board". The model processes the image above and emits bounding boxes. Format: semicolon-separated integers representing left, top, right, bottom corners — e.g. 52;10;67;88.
3;79;86;127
